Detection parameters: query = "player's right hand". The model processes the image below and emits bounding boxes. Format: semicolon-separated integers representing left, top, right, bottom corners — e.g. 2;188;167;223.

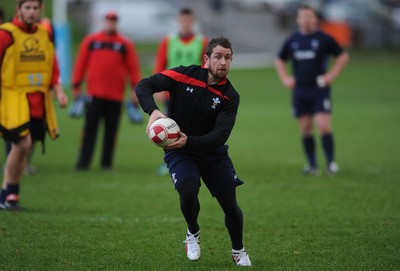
283;76;295;89
146;109;167;136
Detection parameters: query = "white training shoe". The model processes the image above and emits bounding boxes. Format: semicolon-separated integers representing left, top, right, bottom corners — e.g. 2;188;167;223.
232;249;252;266
183;230;200;261
327;161;339;175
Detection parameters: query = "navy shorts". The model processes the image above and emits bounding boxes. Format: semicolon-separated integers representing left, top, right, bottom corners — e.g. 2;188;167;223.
164;145;244;197
292;86;332;117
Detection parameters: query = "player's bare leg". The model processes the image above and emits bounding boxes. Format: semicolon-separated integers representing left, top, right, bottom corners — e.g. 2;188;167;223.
0;135;31;210
314;112;331;135
298;114;313;136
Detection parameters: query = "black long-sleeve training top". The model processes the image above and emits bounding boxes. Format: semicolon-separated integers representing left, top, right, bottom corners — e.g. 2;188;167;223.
136;65;240;153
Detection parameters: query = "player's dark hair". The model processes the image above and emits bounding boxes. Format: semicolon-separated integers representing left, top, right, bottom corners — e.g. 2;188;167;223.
180;7;193;16
298;4;320;19
17;0;43;8
206;36;233;57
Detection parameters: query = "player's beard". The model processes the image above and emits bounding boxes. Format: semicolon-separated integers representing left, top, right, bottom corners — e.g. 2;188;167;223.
20;13;37;27
209;66;228;82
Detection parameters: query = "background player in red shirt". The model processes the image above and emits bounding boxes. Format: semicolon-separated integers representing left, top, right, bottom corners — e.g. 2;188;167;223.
72;11;141;170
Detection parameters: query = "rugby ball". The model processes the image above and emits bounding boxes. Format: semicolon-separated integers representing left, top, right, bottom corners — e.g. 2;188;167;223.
148;118;180;147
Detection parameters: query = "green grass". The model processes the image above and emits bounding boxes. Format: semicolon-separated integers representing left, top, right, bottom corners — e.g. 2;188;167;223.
0;50;399;270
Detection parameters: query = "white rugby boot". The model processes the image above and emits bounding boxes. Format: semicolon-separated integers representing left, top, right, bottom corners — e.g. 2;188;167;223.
183;230;200;261
232;248;252;266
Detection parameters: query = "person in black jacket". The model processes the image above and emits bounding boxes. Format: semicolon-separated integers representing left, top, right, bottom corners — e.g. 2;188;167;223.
136;36;251;266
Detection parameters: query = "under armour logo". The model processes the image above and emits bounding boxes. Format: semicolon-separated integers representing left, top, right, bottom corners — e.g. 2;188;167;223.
211;97;221;110
186;87;194;93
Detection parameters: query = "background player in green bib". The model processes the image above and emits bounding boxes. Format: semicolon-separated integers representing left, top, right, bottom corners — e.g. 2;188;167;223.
153;8;208;175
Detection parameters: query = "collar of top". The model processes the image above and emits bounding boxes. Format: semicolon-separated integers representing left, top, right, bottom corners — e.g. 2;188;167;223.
12;15;38;33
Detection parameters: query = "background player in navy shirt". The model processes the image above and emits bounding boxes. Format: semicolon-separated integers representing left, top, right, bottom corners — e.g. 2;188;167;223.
275;4;349;175
136;37;251;266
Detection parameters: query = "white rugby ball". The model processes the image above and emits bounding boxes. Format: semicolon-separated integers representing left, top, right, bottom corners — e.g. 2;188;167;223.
148;118;180;147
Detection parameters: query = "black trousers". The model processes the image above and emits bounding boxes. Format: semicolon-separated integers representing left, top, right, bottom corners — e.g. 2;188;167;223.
76;97;122;169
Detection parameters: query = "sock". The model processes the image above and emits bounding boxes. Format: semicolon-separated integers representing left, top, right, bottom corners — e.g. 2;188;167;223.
6;184;20;198
0;188;7;204
232;247;245;254
321;133;334;165
302;136;316;167
187;229;200;237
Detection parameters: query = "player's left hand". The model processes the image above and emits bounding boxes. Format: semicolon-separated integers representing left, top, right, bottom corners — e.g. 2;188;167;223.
324;73;334;85
164;131;187;149
57;92;68;108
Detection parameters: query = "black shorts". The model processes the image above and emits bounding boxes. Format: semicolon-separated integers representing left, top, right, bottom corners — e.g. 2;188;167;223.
1;119;46;144
164;145;244;197
292;86;332;117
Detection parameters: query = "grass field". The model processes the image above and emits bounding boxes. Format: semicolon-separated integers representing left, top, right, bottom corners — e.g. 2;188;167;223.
0;50;399;270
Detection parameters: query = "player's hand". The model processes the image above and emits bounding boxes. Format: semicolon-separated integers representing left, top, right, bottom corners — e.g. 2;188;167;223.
164;131;187;149
324;73;334;85
317;74;334;88
146;109;167;136
57;92;68;108
283;76;295;89
53;84;68;107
